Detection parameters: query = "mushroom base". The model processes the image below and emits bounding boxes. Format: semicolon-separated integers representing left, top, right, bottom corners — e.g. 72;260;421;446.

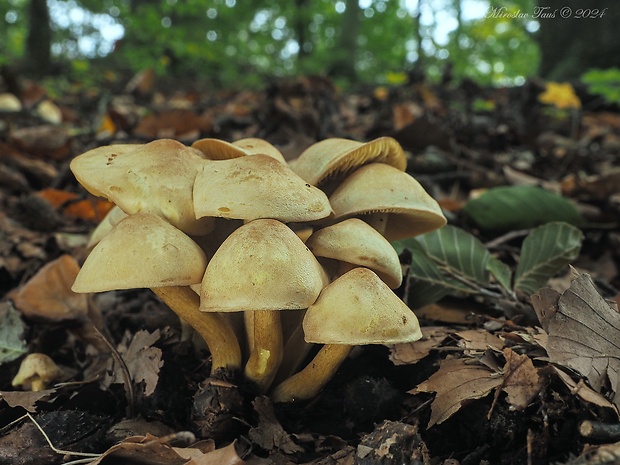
270;343;352;403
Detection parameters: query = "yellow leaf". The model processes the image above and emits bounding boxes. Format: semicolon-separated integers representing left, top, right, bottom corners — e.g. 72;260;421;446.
538;82;581;110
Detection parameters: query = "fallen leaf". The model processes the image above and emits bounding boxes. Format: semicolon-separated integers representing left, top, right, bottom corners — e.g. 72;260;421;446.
552;366;618;414
105;329;163;397
531;287;560;332
455;329;505;353
0;301;28;363
0;389;56;412
10;254;88;321
411;357;503;427
545;273;620;408
9;125;72;160
248;396;304;454
180;441;246;465
35;188;114;222
500;348;543;411
88;433;190;465
390;326;450;366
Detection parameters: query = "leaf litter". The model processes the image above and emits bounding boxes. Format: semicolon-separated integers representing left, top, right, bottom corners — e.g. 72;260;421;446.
1;72;620;464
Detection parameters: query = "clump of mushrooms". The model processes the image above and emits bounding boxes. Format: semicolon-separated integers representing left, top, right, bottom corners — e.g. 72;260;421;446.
70;135;446;401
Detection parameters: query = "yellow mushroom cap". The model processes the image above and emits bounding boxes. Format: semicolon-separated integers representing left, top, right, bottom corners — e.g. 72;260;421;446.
70;139;213;235
191;137;286;163
303;267;422;345
86;205;128;249
72;212;207;293
193;154;333;223
329;163;446;241
200;219;328;312
12;353;62;391
306;218;403;289
288;137;407;186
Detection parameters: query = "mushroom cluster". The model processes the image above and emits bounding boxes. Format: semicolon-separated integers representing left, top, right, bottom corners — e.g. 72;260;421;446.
70;136;446;402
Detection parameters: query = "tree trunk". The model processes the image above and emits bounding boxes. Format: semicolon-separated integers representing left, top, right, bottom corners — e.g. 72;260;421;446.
537;0;620;80
329;0;360;82
26;0;52;75
295;0;311;63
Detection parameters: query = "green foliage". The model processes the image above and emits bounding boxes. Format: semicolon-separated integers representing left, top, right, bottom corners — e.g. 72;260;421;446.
0;302;28;365
0;0;545;87
581;68;620;106
395;222;583;309
514;222;584;294
462;186;583;231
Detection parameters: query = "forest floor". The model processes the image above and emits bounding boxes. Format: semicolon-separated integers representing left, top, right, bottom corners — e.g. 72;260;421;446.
1;70;620;465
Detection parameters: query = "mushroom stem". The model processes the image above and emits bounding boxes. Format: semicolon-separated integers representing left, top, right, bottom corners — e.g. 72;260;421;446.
270;344;351;403
244;310;283;393
151;286;242;372
273;320;314;384
365;212;388;236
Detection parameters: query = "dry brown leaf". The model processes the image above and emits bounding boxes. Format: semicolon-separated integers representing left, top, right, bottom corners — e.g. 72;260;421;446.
552;366;619;414
531;287;560;332
249;396;304;455
500;348;543;411
133;109;212;139
179;441;246;465
411;357;503;427
9;125;72;160
455;329;505;353
0;389;56;412
104;330;163;397
88;433;190;465
389;326;450;366
10;254;88;321
545;273;620;408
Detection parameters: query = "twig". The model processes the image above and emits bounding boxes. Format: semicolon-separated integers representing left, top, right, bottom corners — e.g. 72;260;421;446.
26;413;101;459
579;420;620;441
89;324;136;417
484;229;530;249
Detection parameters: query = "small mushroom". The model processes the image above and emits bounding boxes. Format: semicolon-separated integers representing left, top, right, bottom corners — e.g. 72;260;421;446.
288;137;407;189
192;137;286;163
12;353;62;392
276;218;404;381
193;154;332;223
72;212;241;372
306;218;403;288
328;163;446;240
200;219;328;392
270;268;422;403
86;205;128;249
70;139;213;235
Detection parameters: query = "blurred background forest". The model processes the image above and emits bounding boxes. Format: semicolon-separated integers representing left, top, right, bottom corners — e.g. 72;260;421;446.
1;0;619;92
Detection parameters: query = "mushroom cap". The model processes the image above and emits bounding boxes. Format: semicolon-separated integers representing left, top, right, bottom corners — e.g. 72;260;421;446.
86;205;128;249
12;353;62;391
193;154;333;223
306;218;403;288
303;267;422;345
191;137;286;163
288;137;407;186
70;139;213;235
329;163;446;241
72;212;207;293
200;219;328;312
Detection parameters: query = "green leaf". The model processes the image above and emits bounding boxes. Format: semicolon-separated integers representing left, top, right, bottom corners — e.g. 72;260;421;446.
486;256;513;292
462;186;583;231
0;302;28;364
405;240;471;309
398;225;496;308
416;225;492;286
514;222;584;294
